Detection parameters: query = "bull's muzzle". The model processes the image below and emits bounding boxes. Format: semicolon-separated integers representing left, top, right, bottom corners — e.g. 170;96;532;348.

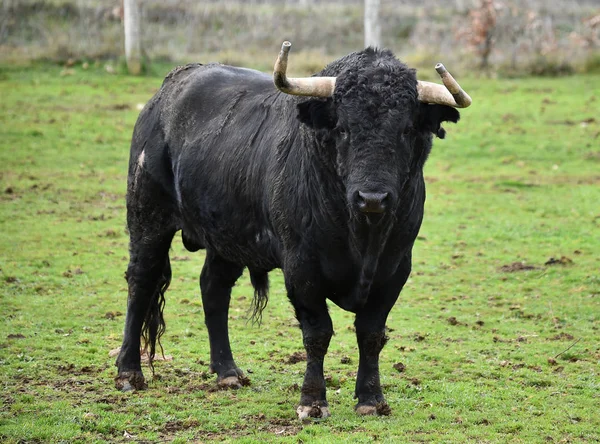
355;191;389;214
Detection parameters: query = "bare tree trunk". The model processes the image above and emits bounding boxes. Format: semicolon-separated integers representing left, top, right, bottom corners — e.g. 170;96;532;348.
364;0;381;49
124;0;142;75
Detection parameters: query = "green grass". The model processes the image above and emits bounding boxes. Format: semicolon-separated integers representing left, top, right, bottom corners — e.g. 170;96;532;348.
0;62;599;443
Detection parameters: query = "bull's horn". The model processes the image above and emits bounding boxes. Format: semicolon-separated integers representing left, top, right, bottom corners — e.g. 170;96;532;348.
273;41;336;98
417;63;472;108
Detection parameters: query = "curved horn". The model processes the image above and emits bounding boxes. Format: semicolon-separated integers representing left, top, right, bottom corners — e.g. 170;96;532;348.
417;63;472;108
273;41;336;97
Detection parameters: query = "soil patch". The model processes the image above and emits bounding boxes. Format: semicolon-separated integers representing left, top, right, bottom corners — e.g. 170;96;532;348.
499;262;539;272
286;351;306;364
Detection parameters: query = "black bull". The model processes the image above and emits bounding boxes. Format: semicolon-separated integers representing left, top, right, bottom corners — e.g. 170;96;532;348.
115;46;465;418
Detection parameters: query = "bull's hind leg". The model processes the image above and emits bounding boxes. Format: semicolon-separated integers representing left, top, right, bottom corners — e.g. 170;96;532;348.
115;229;175;391
200;249;247;388
115;156;178;391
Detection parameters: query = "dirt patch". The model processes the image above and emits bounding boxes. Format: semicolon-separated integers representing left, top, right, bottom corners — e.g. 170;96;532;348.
62;267;84;278
376;402;392;416
501;113;519;123
547;117;596;126
156;415;302;441
106;103;132;111
499;262;539;272
413;333;426;342
544;256;573;266
7;333;26;339
393;362;406;373
95;394;128;405
101;229;121;238
163;417;200;433
447;316;460;326
524;87;554;93
57;364;103;376
286;351;306;364
585;151;600;161
323;375;341;389
53;376;94;389
104;311;123;320
550;332;575;341
261;418;302;437
286;383;300;392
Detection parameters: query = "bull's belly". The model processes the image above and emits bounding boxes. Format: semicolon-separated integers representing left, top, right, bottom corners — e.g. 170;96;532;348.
213;241;280;271
180;221;281;271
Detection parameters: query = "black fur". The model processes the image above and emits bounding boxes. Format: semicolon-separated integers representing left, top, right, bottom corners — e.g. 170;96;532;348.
115;49;463;413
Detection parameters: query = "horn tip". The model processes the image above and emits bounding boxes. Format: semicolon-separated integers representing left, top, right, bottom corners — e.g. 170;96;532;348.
282;41;292;52
435;63;447;75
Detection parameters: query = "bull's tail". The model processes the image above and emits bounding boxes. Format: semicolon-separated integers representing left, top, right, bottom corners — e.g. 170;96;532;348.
249;270;269;325
140;257;171;373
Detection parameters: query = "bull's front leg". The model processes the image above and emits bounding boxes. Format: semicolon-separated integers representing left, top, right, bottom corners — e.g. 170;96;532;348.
353;327;390;415
287;280;333;420
353;259;411;415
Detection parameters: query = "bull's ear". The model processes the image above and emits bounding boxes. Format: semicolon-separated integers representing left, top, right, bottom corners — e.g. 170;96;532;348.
416;104;460;139
297;99;336;129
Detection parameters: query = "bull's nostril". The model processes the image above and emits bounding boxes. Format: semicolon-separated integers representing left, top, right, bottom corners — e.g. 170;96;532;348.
356;191;389;214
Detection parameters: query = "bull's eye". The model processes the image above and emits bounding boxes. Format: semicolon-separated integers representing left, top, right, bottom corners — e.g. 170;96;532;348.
337;127;349;140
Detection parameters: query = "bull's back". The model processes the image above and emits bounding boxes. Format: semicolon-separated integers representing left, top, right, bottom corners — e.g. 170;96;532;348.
157;64;289;268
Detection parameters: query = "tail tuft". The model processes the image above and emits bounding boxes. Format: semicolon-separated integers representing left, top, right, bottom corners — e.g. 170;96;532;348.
249;270;269;325
140;257;171;374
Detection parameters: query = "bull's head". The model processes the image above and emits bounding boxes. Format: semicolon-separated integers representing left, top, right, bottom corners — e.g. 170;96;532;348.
273;41;471;220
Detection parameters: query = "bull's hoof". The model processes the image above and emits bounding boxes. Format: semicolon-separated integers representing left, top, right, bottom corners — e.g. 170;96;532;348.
115;371;147;392
296;403;330;421
217;375;250;389
217;369;251;390
355;402;391;416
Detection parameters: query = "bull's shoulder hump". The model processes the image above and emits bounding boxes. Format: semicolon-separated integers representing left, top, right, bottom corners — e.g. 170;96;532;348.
201;64;271;80
163;63;203;82
169;64;272;92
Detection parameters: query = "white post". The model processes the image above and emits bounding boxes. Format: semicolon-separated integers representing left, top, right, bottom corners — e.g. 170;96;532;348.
364;0;381;48
124;0;142;75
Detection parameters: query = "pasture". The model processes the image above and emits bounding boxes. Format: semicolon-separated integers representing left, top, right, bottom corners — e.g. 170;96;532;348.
0;62;599;443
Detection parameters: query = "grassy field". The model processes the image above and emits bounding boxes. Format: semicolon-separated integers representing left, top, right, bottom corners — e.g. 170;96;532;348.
0;60;599;443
